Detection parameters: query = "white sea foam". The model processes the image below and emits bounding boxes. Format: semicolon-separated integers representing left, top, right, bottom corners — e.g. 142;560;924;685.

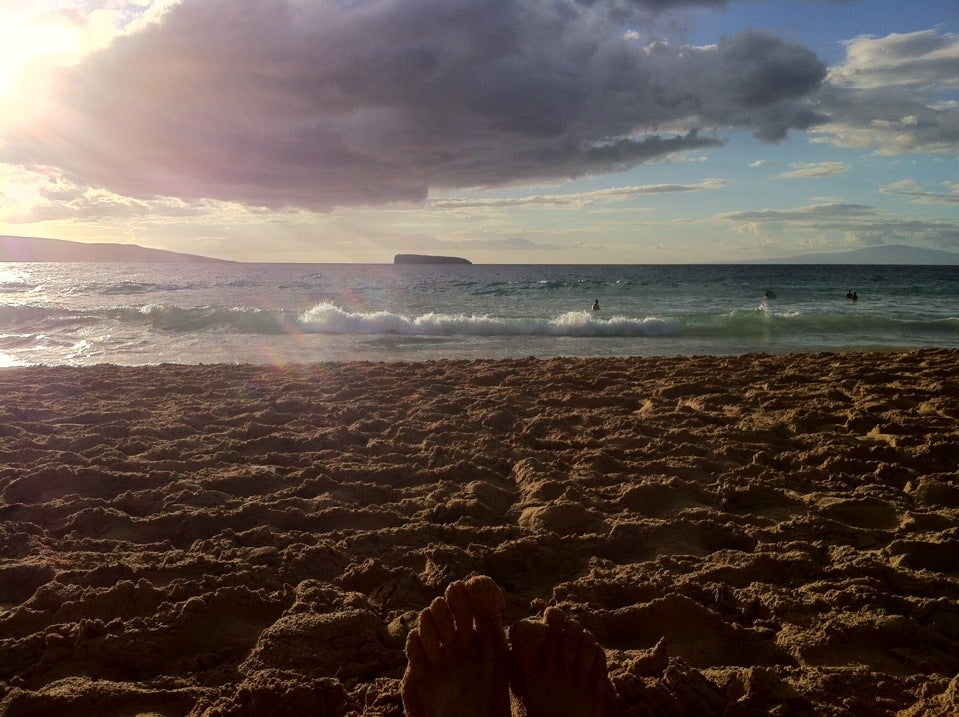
298;303;681;337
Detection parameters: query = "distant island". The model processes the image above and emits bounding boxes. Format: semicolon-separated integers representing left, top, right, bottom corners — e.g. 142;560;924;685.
0;235;229;263
394;254;472;265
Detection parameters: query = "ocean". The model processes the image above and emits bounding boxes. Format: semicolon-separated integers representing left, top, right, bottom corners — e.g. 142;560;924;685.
1;262;957;366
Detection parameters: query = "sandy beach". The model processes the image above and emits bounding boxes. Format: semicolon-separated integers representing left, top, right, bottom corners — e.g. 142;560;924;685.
1;349;958;716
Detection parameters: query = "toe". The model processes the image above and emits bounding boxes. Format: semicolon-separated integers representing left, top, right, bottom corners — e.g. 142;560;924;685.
445;580;476;648
429;594;458;646
558;619;584;671
466;576;507;650
405;628;432;672
592;643;609;675
573;629;600;679
541;608;566;665
417;607;446;664
543;606;567;630
465;575;505;612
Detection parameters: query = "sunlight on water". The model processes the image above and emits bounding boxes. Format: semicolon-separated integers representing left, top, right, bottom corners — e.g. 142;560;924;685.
0;350;26;367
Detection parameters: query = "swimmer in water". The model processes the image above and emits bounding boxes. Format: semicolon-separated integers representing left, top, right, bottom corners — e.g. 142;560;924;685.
592;299;600;311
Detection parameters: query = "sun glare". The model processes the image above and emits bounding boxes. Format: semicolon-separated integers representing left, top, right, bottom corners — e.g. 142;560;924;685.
0;12;83;103
0;2;181;116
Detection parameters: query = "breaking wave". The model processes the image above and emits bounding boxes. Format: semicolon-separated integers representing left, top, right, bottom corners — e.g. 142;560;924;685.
2;302;956;343
296;303;959;339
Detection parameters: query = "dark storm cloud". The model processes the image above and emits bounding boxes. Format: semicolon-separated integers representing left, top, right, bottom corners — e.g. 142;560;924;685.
1;0;826;209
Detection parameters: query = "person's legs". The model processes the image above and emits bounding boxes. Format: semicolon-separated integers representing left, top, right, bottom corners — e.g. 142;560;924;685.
401;575;511;717
509;606;619;717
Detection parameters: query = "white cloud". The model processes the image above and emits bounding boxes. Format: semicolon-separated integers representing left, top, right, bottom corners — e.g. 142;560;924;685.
829;30;959;91
428;178;725;209
814;29;959;155
880;179;959;204
774;162;851;179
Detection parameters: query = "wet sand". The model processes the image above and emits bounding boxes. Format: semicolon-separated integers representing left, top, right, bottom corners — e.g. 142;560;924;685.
1;350;958;716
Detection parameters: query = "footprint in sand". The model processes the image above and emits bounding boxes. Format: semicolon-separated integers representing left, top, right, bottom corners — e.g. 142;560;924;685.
818;496;900;531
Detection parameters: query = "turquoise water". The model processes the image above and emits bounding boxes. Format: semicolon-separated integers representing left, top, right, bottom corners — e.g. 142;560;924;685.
1;262;957;365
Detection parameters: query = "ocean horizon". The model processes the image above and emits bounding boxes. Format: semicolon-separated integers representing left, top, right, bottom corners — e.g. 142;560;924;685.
1;261;957;366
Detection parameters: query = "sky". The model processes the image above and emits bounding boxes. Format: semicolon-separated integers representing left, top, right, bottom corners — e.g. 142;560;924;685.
0;0;957;264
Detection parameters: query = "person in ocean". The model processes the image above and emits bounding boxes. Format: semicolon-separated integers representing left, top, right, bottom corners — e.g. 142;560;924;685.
592;299;600;311
401;575;619;717
846;289;854;299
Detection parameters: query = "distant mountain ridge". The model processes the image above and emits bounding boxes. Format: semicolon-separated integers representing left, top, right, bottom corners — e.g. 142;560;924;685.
0;235;229;263
752;244;959;265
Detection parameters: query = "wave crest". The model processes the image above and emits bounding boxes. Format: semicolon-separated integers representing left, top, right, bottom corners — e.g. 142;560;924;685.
299;303;679;337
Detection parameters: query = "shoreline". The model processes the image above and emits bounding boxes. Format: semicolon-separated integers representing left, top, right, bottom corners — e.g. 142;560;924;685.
1;343;949;370
2;348;958;715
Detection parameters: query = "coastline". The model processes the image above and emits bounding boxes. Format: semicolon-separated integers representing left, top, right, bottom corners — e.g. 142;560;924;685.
2;349;958;715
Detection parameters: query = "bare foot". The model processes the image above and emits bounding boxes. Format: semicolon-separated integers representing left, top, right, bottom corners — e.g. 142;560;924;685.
401;575;511;717
509;606;619;717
